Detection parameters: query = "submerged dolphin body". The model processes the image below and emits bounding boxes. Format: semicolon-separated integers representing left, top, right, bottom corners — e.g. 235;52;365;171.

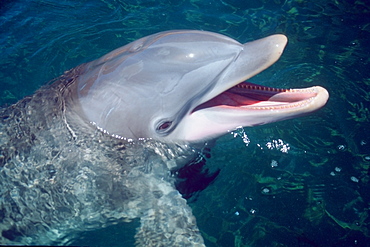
0;30;328;246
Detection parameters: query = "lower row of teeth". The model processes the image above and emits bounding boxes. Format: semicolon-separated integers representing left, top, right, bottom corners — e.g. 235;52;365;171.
243;97;314;110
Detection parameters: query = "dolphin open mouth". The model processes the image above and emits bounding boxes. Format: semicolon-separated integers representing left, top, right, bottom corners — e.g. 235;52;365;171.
174;77;328;142
194;81;328;113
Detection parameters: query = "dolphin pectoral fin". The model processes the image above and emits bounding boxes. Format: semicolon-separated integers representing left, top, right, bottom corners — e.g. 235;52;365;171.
135;189;204;247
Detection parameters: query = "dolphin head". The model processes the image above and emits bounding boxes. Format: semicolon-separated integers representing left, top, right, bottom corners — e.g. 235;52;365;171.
71;30;328;143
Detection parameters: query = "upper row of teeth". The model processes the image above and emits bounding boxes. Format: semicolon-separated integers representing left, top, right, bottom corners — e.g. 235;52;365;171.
236;84;303;92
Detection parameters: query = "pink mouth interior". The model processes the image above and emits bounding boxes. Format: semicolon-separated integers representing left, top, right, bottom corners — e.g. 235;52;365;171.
193;82;318;111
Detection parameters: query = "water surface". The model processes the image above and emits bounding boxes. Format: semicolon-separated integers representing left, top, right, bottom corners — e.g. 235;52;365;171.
1;0;369;246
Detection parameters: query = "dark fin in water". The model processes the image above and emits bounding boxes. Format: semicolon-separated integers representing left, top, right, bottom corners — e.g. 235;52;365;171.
174;148;220;202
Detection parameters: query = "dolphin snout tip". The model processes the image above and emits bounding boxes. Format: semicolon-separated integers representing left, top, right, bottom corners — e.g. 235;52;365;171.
271;34;288;50
315;86;330;106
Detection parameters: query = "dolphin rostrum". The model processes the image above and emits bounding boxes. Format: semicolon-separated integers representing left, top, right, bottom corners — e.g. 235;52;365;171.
0;30;328;246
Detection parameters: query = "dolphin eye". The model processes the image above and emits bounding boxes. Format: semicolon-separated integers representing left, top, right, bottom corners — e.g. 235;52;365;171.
156;120;174;136
157;121;172;131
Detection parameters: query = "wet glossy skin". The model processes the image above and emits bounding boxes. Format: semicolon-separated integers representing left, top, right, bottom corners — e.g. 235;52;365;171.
70;30;328;143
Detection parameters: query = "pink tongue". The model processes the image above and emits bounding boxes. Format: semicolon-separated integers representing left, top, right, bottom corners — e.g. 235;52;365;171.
199;92;261;108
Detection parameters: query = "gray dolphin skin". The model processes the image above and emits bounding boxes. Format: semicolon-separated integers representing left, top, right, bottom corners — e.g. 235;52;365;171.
0;30;328;246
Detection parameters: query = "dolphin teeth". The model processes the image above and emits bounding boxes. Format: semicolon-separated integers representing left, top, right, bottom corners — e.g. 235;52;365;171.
234;82;291;92
239;96;315;110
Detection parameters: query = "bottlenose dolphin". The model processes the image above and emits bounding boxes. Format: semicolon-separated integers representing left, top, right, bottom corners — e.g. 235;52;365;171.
0;30;328;246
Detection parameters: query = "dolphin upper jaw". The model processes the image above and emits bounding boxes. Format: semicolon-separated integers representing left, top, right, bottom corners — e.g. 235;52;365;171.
192;34;288;107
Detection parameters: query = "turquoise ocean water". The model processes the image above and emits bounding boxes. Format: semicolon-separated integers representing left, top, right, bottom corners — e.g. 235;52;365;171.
1;0;369;246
